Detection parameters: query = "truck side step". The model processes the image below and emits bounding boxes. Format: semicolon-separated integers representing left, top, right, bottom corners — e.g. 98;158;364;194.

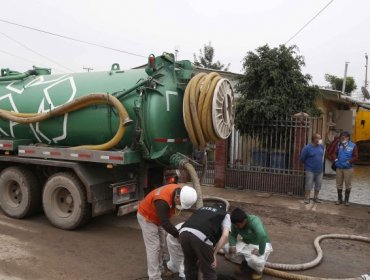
17;145;141;165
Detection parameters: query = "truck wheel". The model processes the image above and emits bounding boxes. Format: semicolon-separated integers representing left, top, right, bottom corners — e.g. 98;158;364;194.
42;172;91;230
0;166;41;218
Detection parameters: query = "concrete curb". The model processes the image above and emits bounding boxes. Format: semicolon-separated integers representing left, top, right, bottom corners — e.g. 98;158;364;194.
201;186;370;220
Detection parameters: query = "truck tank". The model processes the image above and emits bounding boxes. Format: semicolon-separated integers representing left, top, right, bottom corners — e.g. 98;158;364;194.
0;52;235;229
0;53;234;166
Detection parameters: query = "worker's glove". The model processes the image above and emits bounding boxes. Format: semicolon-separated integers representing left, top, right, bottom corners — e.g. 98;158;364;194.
225;246;237;261
251;248;260;256
229;246;237;254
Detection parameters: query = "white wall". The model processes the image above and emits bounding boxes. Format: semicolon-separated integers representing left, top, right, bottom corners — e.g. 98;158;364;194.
334;110;354;134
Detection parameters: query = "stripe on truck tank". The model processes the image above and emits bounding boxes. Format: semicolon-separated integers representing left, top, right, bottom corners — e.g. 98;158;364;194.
154;138;189;143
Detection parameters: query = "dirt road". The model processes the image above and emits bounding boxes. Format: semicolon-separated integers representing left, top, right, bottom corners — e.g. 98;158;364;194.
1;196;370;280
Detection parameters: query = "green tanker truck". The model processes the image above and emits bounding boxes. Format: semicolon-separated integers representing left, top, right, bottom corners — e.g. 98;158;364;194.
0;52;234;230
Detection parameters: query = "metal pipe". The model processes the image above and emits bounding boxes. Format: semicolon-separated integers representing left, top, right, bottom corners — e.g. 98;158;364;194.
365;53;368;90
342;62;349;94
0;69;36;81
230;127;235;165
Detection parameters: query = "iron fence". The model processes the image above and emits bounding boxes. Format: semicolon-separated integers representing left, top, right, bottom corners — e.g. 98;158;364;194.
195;161;215;185
225;169;304;195
191;116;323;196
226;116;323;195
228;117;322;169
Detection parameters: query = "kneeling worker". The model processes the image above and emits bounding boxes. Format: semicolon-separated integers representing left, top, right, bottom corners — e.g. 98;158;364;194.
137;184;197;280
227;207;272;280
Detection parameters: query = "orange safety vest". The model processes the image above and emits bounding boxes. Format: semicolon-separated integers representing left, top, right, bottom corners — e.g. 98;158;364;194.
138;184;179;225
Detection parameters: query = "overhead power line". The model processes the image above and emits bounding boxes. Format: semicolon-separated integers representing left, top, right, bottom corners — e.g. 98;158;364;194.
0;48;65;73
0;31;75;72
285;0;335;45
0;18;147;58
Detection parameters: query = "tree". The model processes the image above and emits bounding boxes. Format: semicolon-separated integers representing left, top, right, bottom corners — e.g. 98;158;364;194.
324;74;357;95
193;42;230;71
235;44;321;134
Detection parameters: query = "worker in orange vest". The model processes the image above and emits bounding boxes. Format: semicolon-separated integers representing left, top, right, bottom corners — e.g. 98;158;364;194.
137;184;197;280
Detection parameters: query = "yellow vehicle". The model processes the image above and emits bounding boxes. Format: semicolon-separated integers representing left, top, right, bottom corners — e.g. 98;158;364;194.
353;107;370;163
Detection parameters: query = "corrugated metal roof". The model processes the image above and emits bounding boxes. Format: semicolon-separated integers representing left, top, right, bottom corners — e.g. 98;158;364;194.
320;88;370;109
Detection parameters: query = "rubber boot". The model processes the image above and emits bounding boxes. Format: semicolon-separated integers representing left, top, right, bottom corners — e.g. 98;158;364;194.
344;189;351;206
304;191;310;204
235;259;249;276
335;189;343;205
313;191;321;203
240;259;249;274
252;272;263;280
162;268;176;278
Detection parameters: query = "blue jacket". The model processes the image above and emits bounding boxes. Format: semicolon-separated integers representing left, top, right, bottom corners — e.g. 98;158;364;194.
336;141;356;169
300;143;324;173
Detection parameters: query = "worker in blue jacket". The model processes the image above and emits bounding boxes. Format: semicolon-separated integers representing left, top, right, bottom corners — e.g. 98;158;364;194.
331;131;358;206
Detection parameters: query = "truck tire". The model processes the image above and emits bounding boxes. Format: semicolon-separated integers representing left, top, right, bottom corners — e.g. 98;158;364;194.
0;166;41;218
42;172;91;230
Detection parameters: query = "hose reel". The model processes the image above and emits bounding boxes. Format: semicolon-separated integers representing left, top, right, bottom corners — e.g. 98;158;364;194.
183;72;235;149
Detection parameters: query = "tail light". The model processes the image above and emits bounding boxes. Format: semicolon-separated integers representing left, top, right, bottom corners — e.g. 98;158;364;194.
163;169;180;184
111;181;136;205
168;176;177;184
117;186;131;196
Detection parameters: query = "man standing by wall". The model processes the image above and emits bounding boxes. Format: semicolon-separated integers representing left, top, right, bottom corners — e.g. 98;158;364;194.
137;184;197;280
300;134;325;204
332;131;358;206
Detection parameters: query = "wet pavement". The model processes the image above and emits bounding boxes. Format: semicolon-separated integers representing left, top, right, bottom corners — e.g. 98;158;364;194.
201;185;370;280
320;165;370;205
202;184;370;219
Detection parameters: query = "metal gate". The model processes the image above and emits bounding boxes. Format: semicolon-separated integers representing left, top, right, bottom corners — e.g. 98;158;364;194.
195;161;215;185
225;116;323;195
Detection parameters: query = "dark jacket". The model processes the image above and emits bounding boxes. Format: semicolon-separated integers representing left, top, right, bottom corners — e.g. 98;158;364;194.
181;206;226;246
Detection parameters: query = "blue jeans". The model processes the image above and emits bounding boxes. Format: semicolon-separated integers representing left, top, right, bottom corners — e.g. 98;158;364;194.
305;171;323;191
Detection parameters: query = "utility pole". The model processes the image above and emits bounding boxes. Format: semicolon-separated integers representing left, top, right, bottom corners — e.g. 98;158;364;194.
174;46;179;61
342;62;349;95
365;53;368;89
83;66;93;72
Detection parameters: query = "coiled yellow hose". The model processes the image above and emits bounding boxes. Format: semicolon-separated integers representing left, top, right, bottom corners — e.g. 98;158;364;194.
0;93;130;150
183;72;223;148
264;267;365;280
264;234;370;280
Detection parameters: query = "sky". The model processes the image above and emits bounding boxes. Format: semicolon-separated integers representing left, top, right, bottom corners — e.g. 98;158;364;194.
0;0;369;99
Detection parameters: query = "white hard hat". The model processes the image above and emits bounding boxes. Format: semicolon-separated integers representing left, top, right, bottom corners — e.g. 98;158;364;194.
180;186;197;209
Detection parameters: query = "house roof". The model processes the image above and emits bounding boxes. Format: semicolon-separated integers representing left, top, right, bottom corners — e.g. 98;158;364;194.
320;88;370;110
